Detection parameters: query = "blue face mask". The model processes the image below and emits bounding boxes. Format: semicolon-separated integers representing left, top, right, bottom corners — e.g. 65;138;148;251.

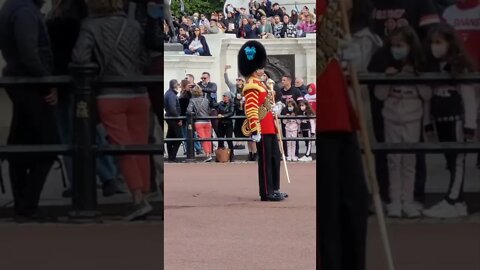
390;47;410;61
148;4;163;20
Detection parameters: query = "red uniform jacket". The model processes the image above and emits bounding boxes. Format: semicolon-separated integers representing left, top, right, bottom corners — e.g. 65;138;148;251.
243;77;276;135
316;0;359;133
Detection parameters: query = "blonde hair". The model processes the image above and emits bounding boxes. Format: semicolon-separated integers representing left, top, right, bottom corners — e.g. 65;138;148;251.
192;85;204;97
86;0;123;15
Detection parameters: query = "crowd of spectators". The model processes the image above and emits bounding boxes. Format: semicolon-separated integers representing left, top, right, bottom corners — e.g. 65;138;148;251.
330;0;480;219
164;1;316;55
164;65;316;163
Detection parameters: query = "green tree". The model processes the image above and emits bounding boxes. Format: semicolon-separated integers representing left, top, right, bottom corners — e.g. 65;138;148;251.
170;0;225;18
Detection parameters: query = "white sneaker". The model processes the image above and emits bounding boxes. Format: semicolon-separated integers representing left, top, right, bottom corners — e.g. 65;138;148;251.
298;155;313;162
403;202;421;218
423;200;460;218
292;156;299;162
204;156;213;162
455;202;468;217
387;201;402;218
287;156;292;162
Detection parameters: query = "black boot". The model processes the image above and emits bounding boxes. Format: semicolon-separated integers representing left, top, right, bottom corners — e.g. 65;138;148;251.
248;152;253;161
253;153;258;161
229;150;235;162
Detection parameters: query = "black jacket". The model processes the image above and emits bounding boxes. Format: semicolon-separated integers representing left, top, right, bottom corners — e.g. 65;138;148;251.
164;81;181;117
187;35;212;56
0;0;53;76
214;101;235;125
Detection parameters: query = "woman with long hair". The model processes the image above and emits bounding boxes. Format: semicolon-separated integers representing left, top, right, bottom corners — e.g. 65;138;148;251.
184;26;212;56
422;23;477;218
72;0;152;221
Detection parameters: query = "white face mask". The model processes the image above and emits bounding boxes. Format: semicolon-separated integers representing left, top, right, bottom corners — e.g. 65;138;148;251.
287;107;294;111
431;43;448;59
391;47;410;60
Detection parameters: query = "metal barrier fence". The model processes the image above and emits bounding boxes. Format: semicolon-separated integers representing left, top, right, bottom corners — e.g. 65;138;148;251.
164;114;316;161
357;72;480;153
1;71;479;215
0;64;163;218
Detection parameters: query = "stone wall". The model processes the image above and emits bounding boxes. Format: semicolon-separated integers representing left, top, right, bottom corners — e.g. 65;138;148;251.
164;34;316;92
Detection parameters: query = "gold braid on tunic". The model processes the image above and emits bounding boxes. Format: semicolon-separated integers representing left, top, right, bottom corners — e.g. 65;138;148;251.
241;80;276;137
317;1;344;75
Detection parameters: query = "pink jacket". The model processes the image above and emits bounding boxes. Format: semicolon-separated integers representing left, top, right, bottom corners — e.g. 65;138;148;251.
297;22;316;33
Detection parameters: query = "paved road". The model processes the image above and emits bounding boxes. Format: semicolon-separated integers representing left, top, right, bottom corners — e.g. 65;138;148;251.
0;222;164;270
164;162;316;270
165;162;480;270
367;217;480;270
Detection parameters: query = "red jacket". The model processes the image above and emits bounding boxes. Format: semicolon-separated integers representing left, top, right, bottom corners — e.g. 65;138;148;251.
316;0;359;133
317;59;360;133
243;77;276;135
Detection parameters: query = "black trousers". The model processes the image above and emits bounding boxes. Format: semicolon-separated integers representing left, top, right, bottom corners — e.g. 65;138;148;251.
217;122;234;150
436;120;466;202
317;132;368;270
6;89;58;216
256;134;281;197
369;91;426;203
166;120;182;161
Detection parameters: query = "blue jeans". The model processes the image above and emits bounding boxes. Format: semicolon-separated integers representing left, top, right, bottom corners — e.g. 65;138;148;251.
55;93;119;186
181;125;202;152
184;47;205;55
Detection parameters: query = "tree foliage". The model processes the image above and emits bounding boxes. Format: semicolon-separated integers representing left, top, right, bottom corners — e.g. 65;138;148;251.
170;0;225;18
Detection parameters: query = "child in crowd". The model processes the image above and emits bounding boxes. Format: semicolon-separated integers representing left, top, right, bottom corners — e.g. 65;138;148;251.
304;83;316;113
282;100;300;162
423;24;477;218
298;100;315;162
374;26;432;218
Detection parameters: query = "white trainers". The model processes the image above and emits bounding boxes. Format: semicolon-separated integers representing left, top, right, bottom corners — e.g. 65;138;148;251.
292;156;299;162
403;202;421;218
387;201;402;218
423;200;460;218
287;156;292;162
298;156;313;162
204;156;213;162
455;202;468;217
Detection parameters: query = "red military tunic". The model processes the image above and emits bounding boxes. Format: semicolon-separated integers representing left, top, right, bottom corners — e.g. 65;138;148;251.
243;77;276;135
316;0;359;133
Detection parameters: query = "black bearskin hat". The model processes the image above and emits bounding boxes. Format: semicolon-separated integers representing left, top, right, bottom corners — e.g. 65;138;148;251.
238;40;267;77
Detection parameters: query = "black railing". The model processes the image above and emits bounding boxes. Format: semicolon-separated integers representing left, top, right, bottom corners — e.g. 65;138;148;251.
1;71;480;215
164;114;316;161
0;64;163;218
356;72;480;153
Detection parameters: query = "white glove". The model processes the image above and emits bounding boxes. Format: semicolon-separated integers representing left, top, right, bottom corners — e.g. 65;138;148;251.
251;134;261;142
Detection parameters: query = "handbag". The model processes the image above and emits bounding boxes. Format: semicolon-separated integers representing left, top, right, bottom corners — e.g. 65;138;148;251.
215;148;231;163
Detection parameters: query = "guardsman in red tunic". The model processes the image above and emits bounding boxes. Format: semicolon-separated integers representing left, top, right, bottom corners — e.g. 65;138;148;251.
239;40;287;201
317;0;368;269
